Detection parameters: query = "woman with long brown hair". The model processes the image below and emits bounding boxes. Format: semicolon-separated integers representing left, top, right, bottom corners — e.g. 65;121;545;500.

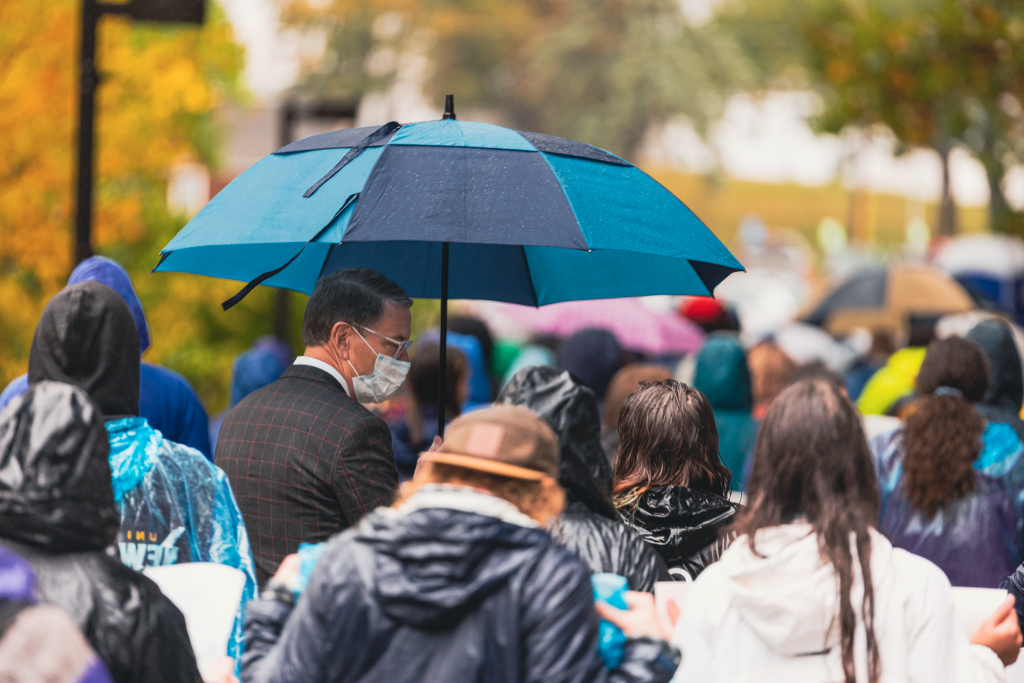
673;378;1020;683
612;379;737;578
875;336;1024;588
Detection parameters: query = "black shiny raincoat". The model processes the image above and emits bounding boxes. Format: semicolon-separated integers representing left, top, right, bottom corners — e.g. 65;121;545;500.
619;485;738;579
242;506;679;683
968;319;1024;440
0;382;200;683
498;367;671;591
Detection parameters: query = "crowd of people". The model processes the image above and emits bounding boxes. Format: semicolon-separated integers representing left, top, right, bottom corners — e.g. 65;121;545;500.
2;260;1024;682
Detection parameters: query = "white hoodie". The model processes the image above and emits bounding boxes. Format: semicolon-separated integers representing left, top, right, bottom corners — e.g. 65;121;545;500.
672;523;1004;683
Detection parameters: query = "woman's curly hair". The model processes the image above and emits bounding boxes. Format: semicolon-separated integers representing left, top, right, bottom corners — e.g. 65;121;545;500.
902;337;989;518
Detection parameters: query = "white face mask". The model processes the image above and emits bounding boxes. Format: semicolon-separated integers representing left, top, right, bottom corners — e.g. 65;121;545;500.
346;327;411;404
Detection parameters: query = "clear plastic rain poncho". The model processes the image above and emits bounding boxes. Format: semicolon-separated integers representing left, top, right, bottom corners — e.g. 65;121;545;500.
107;416;257;661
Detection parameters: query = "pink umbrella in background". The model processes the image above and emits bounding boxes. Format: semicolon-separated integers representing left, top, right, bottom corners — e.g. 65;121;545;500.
471;298;705;356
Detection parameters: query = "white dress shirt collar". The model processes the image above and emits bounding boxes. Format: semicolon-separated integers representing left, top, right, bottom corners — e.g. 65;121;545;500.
293;356;352;398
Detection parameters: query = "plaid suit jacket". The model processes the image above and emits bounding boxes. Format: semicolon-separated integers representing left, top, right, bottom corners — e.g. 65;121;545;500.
216;364;398;586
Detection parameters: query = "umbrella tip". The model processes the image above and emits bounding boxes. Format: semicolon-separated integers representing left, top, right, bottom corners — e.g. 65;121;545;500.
442;94;456;120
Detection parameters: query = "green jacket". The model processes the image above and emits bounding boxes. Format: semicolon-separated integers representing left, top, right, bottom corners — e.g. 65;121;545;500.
856;347;927;416
693;335;756;490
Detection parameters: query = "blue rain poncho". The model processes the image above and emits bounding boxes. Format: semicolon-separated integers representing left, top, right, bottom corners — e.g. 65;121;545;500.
107;416;257;661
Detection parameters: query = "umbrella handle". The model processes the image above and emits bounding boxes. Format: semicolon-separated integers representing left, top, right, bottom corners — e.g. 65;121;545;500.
438;242;449;440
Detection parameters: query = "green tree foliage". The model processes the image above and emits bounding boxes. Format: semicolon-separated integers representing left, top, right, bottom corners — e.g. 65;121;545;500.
719;0;1024;234
285;0;751;159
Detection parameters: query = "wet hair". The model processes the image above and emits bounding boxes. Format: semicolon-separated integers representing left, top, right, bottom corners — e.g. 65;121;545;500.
601;363;674;430
738;379;880;683
612;380;731;508
302;267;412;347
747;341;796;405
902;337;989;517
788;362;846;391
405;344;468;443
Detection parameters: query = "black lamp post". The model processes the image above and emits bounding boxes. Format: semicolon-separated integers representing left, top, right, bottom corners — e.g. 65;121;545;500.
75;0;205;265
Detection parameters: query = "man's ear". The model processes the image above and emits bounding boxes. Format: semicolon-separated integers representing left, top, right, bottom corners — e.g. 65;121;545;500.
331;322;353;360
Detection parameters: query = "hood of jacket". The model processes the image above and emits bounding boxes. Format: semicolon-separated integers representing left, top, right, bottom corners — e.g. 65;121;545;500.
0;382;120;552
627;485;737;561
967;319;1024;415
357;487;550;629
556;329;622;401
693;335;752;412
497;366;617;518
28;281;141;419
231;338;292;407
68;256;150;354
715;523;882;657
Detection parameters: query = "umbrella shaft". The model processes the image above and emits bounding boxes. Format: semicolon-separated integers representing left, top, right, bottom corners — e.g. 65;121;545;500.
438;242;450;440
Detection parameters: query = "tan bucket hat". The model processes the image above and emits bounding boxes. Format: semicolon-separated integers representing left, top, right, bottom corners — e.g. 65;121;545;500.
419;405;559;481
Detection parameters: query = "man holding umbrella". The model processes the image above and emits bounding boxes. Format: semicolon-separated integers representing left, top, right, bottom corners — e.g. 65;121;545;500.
217;267;413;587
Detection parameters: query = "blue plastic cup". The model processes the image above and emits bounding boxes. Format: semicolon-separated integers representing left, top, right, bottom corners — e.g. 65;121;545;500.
591;573;629;669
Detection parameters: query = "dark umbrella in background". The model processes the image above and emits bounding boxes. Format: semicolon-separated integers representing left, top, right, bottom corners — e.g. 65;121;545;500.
804;263;975;338
155;96;744;436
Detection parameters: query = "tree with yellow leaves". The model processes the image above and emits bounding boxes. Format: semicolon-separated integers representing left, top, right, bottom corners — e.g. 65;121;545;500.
0;0;287;411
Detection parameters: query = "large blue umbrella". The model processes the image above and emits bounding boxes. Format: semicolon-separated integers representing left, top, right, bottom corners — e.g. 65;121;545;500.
155;97;743;433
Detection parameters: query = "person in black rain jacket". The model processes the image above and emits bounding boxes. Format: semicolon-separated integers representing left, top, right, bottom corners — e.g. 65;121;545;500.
967;318;1024;440
498;366;671;591
242;406;679;683
0;381;200;683
613;380;738;579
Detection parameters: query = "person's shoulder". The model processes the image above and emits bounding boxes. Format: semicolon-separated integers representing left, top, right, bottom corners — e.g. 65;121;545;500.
682;553;732;622
159;435;214;467
233;365;353;412
219;370;306;419
888;545;952;587
72;550;169;607
690;552;731;588
0;374;28;412
152;435;225;488
871;528;954;597
351;405;393;434
560;507;638;546
141;362;200;399
530;524;593;579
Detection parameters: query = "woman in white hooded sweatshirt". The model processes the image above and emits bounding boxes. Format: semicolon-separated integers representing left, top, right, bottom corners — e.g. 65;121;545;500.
672;378;1021;683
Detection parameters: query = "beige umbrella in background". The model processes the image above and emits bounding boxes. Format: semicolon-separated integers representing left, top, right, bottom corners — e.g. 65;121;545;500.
804;264;975;340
